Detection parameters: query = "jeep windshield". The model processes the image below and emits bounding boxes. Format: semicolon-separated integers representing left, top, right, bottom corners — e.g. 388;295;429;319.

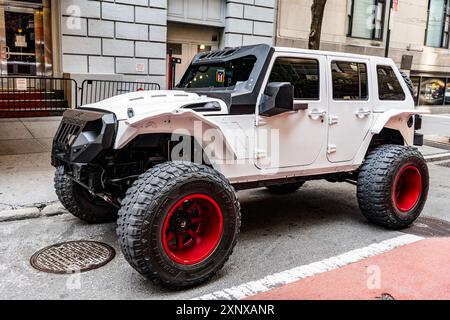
178;55;257;90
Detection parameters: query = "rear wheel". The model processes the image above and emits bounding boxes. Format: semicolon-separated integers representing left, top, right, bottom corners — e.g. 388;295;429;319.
357;145;429;229
117;161;241;289
266;182;305;195
54;167;118;224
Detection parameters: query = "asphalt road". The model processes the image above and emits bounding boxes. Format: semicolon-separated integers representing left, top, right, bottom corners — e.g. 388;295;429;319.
1;162;449;300
422;114;450;137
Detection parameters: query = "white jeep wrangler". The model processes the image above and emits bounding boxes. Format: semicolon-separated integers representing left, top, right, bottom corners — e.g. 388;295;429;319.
52;44;429;288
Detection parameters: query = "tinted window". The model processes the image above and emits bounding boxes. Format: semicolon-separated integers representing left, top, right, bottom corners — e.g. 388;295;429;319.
332;61;368;100
377;66;406;101
268;58;320;100
178;55;257;89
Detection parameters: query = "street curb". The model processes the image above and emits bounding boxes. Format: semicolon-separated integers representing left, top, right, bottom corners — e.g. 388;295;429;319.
0;202;68;223
424;152;450;163
0;207;41;223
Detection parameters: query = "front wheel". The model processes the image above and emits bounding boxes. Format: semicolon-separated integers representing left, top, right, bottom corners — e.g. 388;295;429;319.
357;145;429;229
117;162;241;289
54;167;118;224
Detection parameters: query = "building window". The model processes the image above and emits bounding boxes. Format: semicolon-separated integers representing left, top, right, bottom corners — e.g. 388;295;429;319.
377;66;406;101
419;77;446;106
425;0;450;48
348;0;386;40
332;61;368;100
268;58;320;100
446;81;450;105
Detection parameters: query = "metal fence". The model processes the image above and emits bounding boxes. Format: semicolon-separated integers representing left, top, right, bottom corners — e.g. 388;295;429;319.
80;79;160;106
0;77;77;116
0;77;161;118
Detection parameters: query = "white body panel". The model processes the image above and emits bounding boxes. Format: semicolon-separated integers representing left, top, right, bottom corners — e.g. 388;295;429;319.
81;47;428;184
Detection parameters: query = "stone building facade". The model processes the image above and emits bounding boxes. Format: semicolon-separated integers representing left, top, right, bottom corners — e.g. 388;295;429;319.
277;0;450;112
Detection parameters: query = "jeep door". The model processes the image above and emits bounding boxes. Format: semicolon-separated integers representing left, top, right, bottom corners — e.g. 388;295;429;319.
255;53;328;170
326;57;374;163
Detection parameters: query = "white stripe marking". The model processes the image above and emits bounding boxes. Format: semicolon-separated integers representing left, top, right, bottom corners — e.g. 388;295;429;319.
195;234;424;301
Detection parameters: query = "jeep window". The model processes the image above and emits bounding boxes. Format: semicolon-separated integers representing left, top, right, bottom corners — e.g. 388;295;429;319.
332;61;368;100
268;57;320;100
178;55;257;89
377;65;406;101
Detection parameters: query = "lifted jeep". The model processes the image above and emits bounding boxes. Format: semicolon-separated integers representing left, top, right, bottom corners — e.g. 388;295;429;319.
52;44;428;288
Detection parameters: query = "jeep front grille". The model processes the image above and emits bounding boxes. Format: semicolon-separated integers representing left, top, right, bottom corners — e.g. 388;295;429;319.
55;122;82;147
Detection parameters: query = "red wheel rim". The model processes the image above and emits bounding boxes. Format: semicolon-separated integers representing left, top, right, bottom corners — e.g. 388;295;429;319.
162;194;223;265
393;165;422;212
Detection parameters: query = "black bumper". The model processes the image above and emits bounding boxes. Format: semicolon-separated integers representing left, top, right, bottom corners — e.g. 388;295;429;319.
51;109;117;167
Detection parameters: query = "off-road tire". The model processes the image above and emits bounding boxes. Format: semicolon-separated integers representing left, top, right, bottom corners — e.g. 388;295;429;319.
400;70;415;97
266;182;305;195
117;161;241;289
54;167;118;224
357;145;429;229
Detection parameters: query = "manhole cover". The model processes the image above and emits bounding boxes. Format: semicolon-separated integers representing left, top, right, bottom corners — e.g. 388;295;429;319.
403;217;450;238
30;241;115;274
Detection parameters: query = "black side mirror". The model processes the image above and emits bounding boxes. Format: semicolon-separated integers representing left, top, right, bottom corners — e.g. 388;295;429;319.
259;82;294;117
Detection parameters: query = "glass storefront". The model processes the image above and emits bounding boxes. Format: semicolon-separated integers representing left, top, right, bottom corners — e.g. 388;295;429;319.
411;75;450;107
0;0;52;76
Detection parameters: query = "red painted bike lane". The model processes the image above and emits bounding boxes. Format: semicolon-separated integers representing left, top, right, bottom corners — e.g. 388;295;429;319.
247;238;450;300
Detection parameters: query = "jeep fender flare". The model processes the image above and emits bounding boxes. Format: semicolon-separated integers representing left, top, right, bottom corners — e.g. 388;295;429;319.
354;109;429;166
370;110;429;146
114;109;237;167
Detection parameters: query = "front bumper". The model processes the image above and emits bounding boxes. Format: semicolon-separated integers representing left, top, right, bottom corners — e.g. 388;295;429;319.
51;109;117;167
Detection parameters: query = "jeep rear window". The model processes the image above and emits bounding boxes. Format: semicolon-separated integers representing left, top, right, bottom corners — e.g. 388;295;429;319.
332;61;368;100
178;55;257;89
377;65;406;101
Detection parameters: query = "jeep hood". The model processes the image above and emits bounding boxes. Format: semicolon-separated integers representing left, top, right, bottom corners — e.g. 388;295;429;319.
80;90;228;120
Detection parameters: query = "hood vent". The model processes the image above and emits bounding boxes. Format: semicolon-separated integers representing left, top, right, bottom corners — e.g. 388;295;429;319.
182;101;221;112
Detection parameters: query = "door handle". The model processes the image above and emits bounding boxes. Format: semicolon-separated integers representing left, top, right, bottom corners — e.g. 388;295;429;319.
309;109;327;121
356;109;371;119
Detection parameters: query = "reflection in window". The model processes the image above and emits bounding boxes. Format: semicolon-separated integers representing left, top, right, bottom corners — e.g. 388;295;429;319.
268;58;320;100
349;0;385;40
425;0;450;48
419;77;445;106
332;61;368;100
377;66;406;101
446;82;450;105
179;55;257;89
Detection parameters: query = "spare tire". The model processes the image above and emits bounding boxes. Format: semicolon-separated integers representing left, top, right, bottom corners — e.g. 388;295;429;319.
399;70;414;97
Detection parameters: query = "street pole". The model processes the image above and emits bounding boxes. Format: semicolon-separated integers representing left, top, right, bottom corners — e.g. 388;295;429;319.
385;0;394;58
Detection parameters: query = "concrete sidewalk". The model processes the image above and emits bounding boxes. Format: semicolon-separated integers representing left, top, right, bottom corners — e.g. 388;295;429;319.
0;152;66;221
0;117;61;156
247;237;450;300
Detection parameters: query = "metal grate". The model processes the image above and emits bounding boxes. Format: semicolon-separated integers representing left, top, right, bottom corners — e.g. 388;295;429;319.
30;241;115;274
54;122;82;146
